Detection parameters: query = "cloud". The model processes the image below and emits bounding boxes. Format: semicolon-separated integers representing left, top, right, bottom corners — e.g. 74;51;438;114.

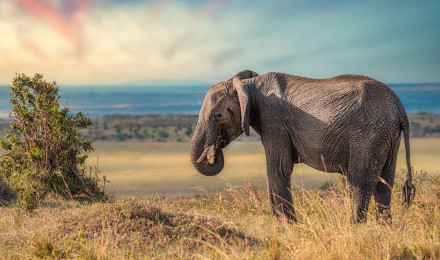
0;0;439;85
164;0;230;58
0;0;241;84
16;0;99;50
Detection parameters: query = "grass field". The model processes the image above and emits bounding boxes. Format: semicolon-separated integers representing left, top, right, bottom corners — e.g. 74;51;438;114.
1;175;439;259
88;138;440;197
2;132;440;258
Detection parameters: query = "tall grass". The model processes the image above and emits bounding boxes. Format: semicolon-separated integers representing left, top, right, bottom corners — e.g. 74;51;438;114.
0;169;439;259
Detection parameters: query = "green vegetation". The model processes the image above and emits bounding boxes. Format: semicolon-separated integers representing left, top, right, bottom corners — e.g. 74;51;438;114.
409;113;440;137
0;74;107;210
2;113;440;142
0;173;439;258
75;114;258;142
81;114;201;142
79;113;440;141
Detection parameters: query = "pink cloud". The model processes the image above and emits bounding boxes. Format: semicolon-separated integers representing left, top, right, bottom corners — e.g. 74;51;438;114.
16;0;102;50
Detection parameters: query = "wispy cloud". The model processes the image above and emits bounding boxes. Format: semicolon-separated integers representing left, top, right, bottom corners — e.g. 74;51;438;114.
0;0;439;85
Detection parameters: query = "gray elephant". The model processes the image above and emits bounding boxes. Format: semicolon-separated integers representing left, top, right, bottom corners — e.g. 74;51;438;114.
190;70;415;222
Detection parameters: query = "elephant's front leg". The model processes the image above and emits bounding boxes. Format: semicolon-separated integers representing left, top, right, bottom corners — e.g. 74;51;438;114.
263;137;295;221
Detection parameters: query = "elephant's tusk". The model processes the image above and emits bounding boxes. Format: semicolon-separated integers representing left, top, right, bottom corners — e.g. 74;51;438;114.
196;146;211;164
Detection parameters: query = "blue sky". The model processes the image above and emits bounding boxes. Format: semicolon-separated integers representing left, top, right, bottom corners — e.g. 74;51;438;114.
0;0;439;85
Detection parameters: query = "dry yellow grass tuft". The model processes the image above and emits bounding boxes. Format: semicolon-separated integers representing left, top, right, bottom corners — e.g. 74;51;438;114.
0;170;439;259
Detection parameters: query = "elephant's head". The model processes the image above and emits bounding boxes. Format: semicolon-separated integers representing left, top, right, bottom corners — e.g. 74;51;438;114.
190;70;258;176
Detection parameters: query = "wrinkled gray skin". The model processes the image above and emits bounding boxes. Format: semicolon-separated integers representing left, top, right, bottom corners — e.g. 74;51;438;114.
190;70;415;222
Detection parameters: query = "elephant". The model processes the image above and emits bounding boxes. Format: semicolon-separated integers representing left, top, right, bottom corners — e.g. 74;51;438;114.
190;70;415;222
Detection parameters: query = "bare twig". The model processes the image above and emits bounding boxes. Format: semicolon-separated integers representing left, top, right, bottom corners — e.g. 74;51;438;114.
73;170;97;201
57;172;74;200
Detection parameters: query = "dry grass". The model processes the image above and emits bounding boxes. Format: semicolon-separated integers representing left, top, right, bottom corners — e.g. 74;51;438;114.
0;170;439;259
2;138;440;258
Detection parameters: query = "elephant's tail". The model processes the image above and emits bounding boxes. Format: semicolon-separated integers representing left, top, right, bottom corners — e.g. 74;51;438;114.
401;117;416;206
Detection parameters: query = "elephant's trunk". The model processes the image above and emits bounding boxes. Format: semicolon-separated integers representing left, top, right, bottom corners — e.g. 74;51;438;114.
190;122;224;176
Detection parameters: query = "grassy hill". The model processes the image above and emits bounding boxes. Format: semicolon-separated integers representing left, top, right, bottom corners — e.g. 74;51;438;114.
1;174;439;259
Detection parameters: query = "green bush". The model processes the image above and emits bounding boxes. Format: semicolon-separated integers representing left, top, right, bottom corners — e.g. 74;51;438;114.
159;130;169;138
0;73;108;210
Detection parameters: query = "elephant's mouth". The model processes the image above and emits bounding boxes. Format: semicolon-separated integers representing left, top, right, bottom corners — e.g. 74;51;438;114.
196;134;227;164
218;129;230;148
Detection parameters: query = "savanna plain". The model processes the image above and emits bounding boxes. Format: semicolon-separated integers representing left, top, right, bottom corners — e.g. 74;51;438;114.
1;115;440;259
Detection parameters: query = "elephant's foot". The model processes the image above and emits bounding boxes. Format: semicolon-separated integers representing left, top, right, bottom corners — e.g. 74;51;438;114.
270;203;297;222
376;206;392;225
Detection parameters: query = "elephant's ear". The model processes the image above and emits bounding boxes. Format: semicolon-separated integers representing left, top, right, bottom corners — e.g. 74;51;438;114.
232;77;250;136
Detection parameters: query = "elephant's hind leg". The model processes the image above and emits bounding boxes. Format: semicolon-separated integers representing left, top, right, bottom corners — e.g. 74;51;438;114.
348;144;388;223
350;180;376;223
374;141;400;224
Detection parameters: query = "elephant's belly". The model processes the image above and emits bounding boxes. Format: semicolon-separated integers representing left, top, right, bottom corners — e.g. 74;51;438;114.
295;145;348;174
299;157;344;174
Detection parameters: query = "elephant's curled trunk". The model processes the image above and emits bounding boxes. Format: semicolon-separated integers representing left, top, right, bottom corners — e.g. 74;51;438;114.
190;127;224;176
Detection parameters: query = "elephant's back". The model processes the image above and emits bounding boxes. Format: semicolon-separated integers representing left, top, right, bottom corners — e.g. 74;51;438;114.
293;75;403;172
283;75;367;124
279;73;403;122
258;72;405;132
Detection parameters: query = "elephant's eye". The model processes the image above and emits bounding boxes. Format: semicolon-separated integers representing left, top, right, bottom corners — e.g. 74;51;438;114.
227;108;234;119
214;112;222;119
